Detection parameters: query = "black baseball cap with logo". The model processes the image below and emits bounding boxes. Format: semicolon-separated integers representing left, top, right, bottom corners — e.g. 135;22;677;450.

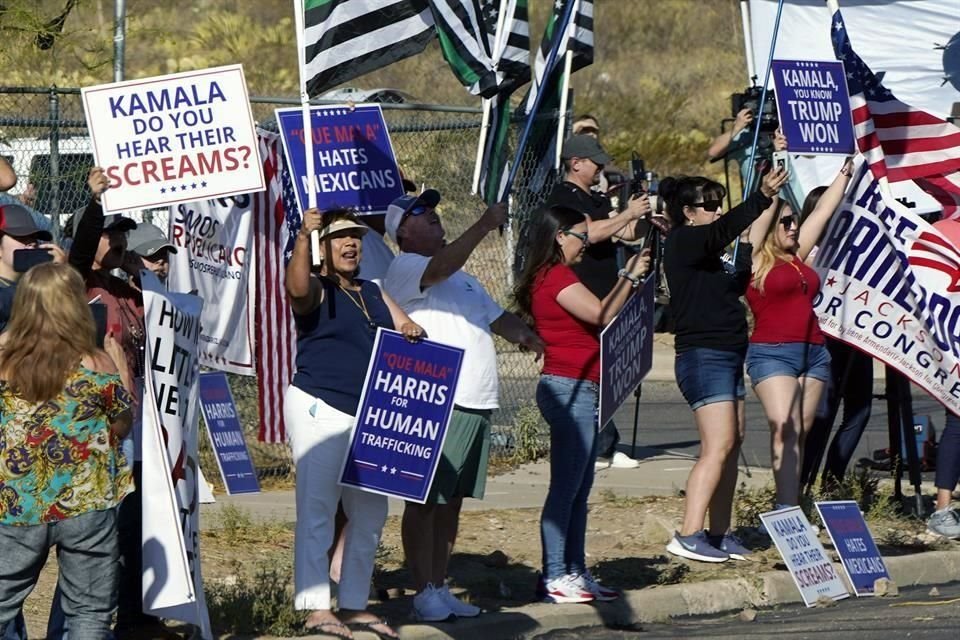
0;203;53;240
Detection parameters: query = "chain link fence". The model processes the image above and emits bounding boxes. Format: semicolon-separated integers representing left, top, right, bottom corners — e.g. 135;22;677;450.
0;86;564;486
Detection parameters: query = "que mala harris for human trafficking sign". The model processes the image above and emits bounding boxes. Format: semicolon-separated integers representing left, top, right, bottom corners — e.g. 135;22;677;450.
772;59;854;155
340;329;464;503
82;64;264;212
276;104;405;214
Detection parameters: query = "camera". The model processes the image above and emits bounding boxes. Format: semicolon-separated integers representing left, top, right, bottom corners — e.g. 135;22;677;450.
731;84;779;133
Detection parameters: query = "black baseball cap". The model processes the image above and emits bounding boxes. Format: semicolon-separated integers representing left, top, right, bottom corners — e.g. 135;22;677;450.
0;203;53;240
561;134;612;165
65;209;137;238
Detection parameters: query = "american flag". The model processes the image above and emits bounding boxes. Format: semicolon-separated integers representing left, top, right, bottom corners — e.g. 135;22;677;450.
832;9;960;218
253;130;298;443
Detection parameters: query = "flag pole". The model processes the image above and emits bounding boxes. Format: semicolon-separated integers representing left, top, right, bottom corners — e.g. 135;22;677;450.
501;0;578;200
472;0;513;196
294;0;321;264
739;0;756;83
555;48;574;170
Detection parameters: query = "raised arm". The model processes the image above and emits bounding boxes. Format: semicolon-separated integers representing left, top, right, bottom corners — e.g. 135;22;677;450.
420;203;505;288
698;168;787;256
556;250;650;327
586;194;651;243
707;109;753;161
68;168;108;278
748;195;782;258
798;158;854;261
285;208;324;315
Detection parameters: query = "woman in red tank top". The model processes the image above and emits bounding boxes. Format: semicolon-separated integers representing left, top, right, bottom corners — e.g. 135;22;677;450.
745;159;854;512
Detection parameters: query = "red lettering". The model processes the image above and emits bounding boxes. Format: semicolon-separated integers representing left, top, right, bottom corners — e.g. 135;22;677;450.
198;150;223;175
172;224;184;246
105;165;123;188
179;154;198;179
123;162;142;186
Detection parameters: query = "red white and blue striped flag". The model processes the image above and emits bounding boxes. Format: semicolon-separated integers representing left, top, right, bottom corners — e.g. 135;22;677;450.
831;8;960;218
253;130;298;443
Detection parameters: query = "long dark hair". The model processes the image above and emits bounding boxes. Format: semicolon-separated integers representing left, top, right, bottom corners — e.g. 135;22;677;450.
659;176;726;228
513;206;586;326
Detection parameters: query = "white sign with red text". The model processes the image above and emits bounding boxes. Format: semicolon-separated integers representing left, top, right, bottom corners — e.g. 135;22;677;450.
812;166;960;413
82;64;264;212
167;195;254;375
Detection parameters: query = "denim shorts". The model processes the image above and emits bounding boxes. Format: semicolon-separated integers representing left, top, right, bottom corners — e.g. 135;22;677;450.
746;342;832;385
675;347;746;411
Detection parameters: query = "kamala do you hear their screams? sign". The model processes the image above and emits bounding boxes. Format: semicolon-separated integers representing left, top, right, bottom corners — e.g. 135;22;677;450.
82;64;264;212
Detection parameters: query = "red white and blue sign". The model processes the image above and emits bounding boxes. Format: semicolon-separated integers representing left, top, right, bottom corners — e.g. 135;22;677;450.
340;329;464;503
598;275;655;428
275;104;405;215
772;59;855;155
198;371;260;495
816;500;889;596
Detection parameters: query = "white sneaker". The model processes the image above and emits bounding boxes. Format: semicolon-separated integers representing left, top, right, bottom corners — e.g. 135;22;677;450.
542;574;595;604
609;451;640;469
438;584;481;617
594;457;612;470
412;583;455;622
574;572;619;601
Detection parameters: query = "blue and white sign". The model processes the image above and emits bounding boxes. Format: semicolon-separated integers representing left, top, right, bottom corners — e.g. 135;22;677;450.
772;59;855;154
275;104;404;214
198;372;260;495
598;275;655;428
760;506;849;606
816;500;889;596
340;329;464;503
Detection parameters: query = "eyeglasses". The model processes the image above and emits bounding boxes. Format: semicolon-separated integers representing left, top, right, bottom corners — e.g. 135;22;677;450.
693;200;722;212
562;229;590;246
779;214;800;229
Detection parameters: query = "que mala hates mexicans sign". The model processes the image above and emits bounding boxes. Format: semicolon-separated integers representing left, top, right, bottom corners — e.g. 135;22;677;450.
772;59;855;155
82;64;264;212
812;166;960;413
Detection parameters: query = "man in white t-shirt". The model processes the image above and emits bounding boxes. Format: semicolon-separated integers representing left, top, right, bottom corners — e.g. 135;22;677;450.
384;190;543;622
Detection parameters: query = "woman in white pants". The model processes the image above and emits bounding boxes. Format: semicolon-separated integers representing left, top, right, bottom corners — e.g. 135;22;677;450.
285;208;423;639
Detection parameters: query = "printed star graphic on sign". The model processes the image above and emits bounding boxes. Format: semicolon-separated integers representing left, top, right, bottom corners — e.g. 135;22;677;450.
826;276;837;287
170;185;177;192
201;181;208;188
391;467;397;475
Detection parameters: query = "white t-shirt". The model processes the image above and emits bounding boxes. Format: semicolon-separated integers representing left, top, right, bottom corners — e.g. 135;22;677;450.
385;252;504;409
359;228;395;285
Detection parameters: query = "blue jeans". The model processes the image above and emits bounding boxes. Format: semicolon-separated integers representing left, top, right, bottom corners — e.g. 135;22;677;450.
675;347;746;410
801;338;873;485
0;509;119;640
936;410;960;492
746;342;832;385
537;374;598;581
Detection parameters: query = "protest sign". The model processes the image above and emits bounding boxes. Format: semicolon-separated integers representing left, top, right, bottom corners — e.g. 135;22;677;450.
168;195;254;375
340;329;464;503
140;271;212;638
199;372;260;495
816;501;889;596
82;64;263;212
276;104;405;214
760;506;849;606
812;166;960;414
598;275;655;428
772;59;854;154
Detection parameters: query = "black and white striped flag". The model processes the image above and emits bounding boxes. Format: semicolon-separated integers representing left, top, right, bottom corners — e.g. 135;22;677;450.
303;0;435;97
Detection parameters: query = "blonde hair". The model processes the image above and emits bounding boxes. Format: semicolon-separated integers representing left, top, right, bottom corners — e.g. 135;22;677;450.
0;263;97;402
752;201;795;295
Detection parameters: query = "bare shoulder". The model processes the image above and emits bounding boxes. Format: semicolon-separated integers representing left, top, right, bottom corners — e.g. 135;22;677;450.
82;350;119;375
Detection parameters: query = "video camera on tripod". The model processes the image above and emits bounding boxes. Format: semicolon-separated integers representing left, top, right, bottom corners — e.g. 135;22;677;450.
731;81;780;133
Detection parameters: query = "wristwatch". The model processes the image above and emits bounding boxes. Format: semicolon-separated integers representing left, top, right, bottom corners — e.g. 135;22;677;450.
618;269;641;288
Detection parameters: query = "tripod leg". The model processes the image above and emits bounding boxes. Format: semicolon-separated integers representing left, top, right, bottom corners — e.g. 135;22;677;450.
884;365;903;500
631;384;642;459
894;372;924;516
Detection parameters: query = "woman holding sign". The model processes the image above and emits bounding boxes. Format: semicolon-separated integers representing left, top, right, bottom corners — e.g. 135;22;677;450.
745;160;854;516
284;207;422;639
660;168;787;563
514;207;649;604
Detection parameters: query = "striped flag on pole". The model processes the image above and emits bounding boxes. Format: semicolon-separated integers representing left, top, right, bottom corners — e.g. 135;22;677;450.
431;0;530;98
303;0;435;97
831;7;960;218
253;130;297;443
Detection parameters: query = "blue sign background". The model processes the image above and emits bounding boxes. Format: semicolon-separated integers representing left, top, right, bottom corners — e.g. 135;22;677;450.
198;372;260;495
772;60;855;154
598;275;655;428
276;104;404;214
816;500;889;596
341;329;464;503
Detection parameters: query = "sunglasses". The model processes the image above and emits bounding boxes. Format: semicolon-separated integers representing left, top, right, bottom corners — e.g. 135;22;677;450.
576;126;599;136
693;200;722;212
562;229;590;246
400;204;431;225
779;214;800;229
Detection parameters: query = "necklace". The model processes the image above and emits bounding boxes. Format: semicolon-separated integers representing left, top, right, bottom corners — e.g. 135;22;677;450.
336;280;377;331
786;258;808;294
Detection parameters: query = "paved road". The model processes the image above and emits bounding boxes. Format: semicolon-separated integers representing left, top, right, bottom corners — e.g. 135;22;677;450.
533;582;960;639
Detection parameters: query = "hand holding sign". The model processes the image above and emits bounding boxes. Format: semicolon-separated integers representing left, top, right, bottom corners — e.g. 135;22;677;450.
88;166;108;203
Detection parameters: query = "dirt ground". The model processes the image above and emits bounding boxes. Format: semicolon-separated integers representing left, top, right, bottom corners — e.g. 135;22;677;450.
19;491;954;638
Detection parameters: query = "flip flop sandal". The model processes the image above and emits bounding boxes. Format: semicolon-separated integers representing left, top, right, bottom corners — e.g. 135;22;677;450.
305;620;353;639
345;618;399;640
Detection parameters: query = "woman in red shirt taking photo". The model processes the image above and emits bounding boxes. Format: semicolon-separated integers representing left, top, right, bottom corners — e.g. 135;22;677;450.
745;159;854;514
514;206;649;604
